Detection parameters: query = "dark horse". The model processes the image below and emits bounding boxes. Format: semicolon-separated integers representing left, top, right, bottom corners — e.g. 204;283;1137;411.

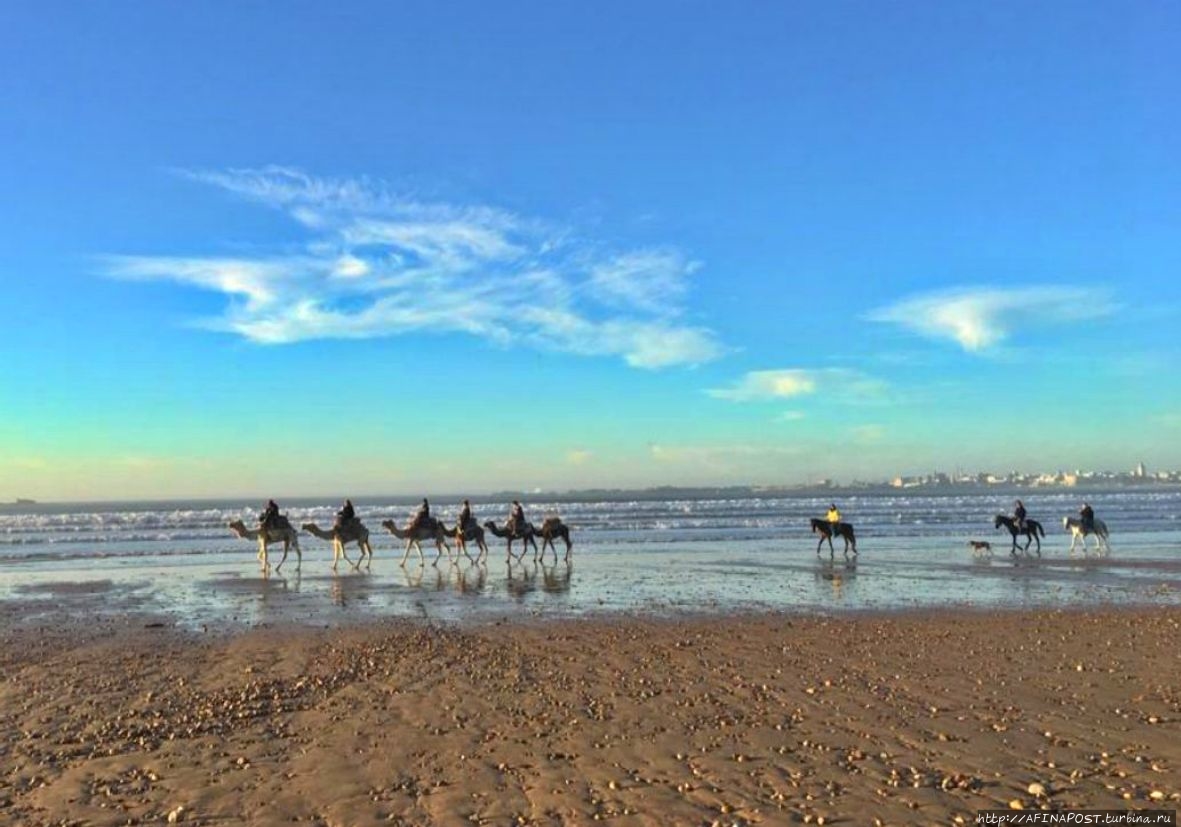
810;518;857;559
993;514;1044;556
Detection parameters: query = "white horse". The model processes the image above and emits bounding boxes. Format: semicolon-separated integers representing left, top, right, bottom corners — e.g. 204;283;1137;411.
1063;516;1111;555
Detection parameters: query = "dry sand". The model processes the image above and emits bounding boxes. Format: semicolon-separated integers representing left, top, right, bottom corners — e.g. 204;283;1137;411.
1;608;1178;826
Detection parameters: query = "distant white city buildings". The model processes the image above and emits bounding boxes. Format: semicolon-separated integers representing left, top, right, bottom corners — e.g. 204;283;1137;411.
888;462;1177;489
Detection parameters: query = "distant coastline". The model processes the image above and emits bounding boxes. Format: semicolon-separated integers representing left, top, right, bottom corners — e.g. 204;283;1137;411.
2;477;1180;510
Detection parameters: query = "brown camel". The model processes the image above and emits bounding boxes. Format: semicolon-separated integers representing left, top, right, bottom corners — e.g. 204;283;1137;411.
228;518;301;573
381;518;452;567
535;516;573;562
438;520;489;564
483;519;539;560
301;520;373;571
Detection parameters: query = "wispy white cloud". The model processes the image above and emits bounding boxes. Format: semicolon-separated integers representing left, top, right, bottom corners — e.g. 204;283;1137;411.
105;167;723;369
850;424;886;444
778;410;807;422
649;442;802;465
566;449;593;465
707;368;888;403
867;286;1116;352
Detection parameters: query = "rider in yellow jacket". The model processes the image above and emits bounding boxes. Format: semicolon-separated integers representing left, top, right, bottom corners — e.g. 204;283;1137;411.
826;504;842;526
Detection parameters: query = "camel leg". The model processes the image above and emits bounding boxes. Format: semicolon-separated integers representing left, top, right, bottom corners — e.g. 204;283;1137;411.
338;539;355;570
274;541;289;574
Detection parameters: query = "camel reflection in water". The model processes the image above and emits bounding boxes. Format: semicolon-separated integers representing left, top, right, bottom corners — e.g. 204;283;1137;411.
399;558;489;596
505;558;573;599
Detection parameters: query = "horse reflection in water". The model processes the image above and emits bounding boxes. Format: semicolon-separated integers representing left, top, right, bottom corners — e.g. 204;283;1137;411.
814;556;857;600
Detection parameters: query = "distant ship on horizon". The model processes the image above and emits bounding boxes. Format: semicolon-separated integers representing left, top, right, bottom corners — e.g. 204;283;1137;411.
14;498;36;505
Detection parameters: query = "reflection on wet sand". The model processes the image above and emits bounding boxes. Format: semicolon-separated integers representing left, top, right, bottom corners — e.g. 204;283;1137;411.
506;559;537;599
541;561;573;595
399;559;489;595
815;559;857;600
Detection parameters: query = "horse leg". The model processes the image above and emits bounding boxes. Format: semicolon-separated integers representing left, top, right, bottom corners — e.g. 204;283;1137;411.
816;535;824;556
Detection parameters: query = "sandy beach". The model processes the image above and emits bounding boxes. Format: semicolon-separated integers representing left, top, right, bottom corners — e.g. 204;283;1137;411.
1;608;1178;826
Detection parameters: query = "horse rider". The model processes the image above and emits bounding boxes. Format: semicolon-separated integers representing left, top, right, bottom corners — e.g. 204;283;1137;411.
826;503;842;529
1013;499;1027;531
458;498;474;536
1079;502;1095;532
334;498;355;532
408;498;430;532
508;500;526;534
259;499;280;531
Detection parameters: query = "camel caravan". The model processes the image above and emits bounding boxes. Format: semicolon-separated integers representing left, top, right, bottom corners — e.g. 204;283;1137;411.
230;497;573;573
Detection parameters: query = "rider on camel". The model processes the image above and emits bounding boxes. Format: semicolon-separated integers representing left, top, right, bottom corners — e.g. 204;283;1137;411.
259;499;280;531
409;498;430;532
334;499;355;531
458;499;473;535
508;500;526;535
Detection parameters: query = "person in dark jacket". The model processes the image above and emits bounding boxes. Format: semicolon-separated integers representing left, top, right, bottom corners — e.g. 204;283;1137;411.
1080;502;1095;532
259;499;280;531
458;499;473;534
1013;499;1027;531
409;498;430;532
334;499;355;531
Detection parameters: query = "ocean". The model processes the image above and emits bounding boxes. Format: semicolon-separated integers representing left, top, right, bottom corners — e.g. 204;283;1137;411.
1;489;1178;628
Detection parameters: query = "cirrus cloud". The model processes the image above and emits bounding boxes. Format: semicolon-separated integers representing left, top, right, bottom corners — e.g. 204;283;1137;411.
866;285;1116;352
103;167;724;369
707;368;888;403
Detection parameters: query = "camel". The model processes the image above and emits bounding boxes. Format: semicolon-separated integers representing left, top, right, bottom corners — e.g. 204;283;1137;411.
302;520;373;571
1063;516;1111;555
534;516;573;562
228;518;301;573
483;519;539;560
438;520;489;563
381;518;452;567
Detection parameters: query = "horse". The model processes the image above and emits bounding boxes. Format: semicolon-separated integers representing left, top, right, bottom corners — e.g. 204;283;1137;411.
1063;516;1110;555
993;514;1044;556
810;518;857;559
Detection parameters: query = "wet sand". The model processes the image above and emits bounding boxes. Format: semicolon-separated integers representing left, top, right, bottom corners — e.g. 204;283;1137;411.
1;608;1178;825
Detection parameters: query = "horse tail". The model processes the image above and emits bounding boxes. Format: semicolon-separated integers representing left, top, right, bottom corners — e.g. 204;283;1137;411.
1036;521;1044;538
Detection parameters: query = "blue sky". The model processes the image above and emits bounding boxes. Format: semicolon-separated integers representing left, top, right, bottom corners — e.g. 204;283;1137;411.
2;1;1179;500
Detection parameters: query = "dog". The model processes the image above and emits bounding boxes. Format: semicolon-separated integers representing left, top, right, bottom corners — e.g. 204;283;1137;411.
967;540;992;556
